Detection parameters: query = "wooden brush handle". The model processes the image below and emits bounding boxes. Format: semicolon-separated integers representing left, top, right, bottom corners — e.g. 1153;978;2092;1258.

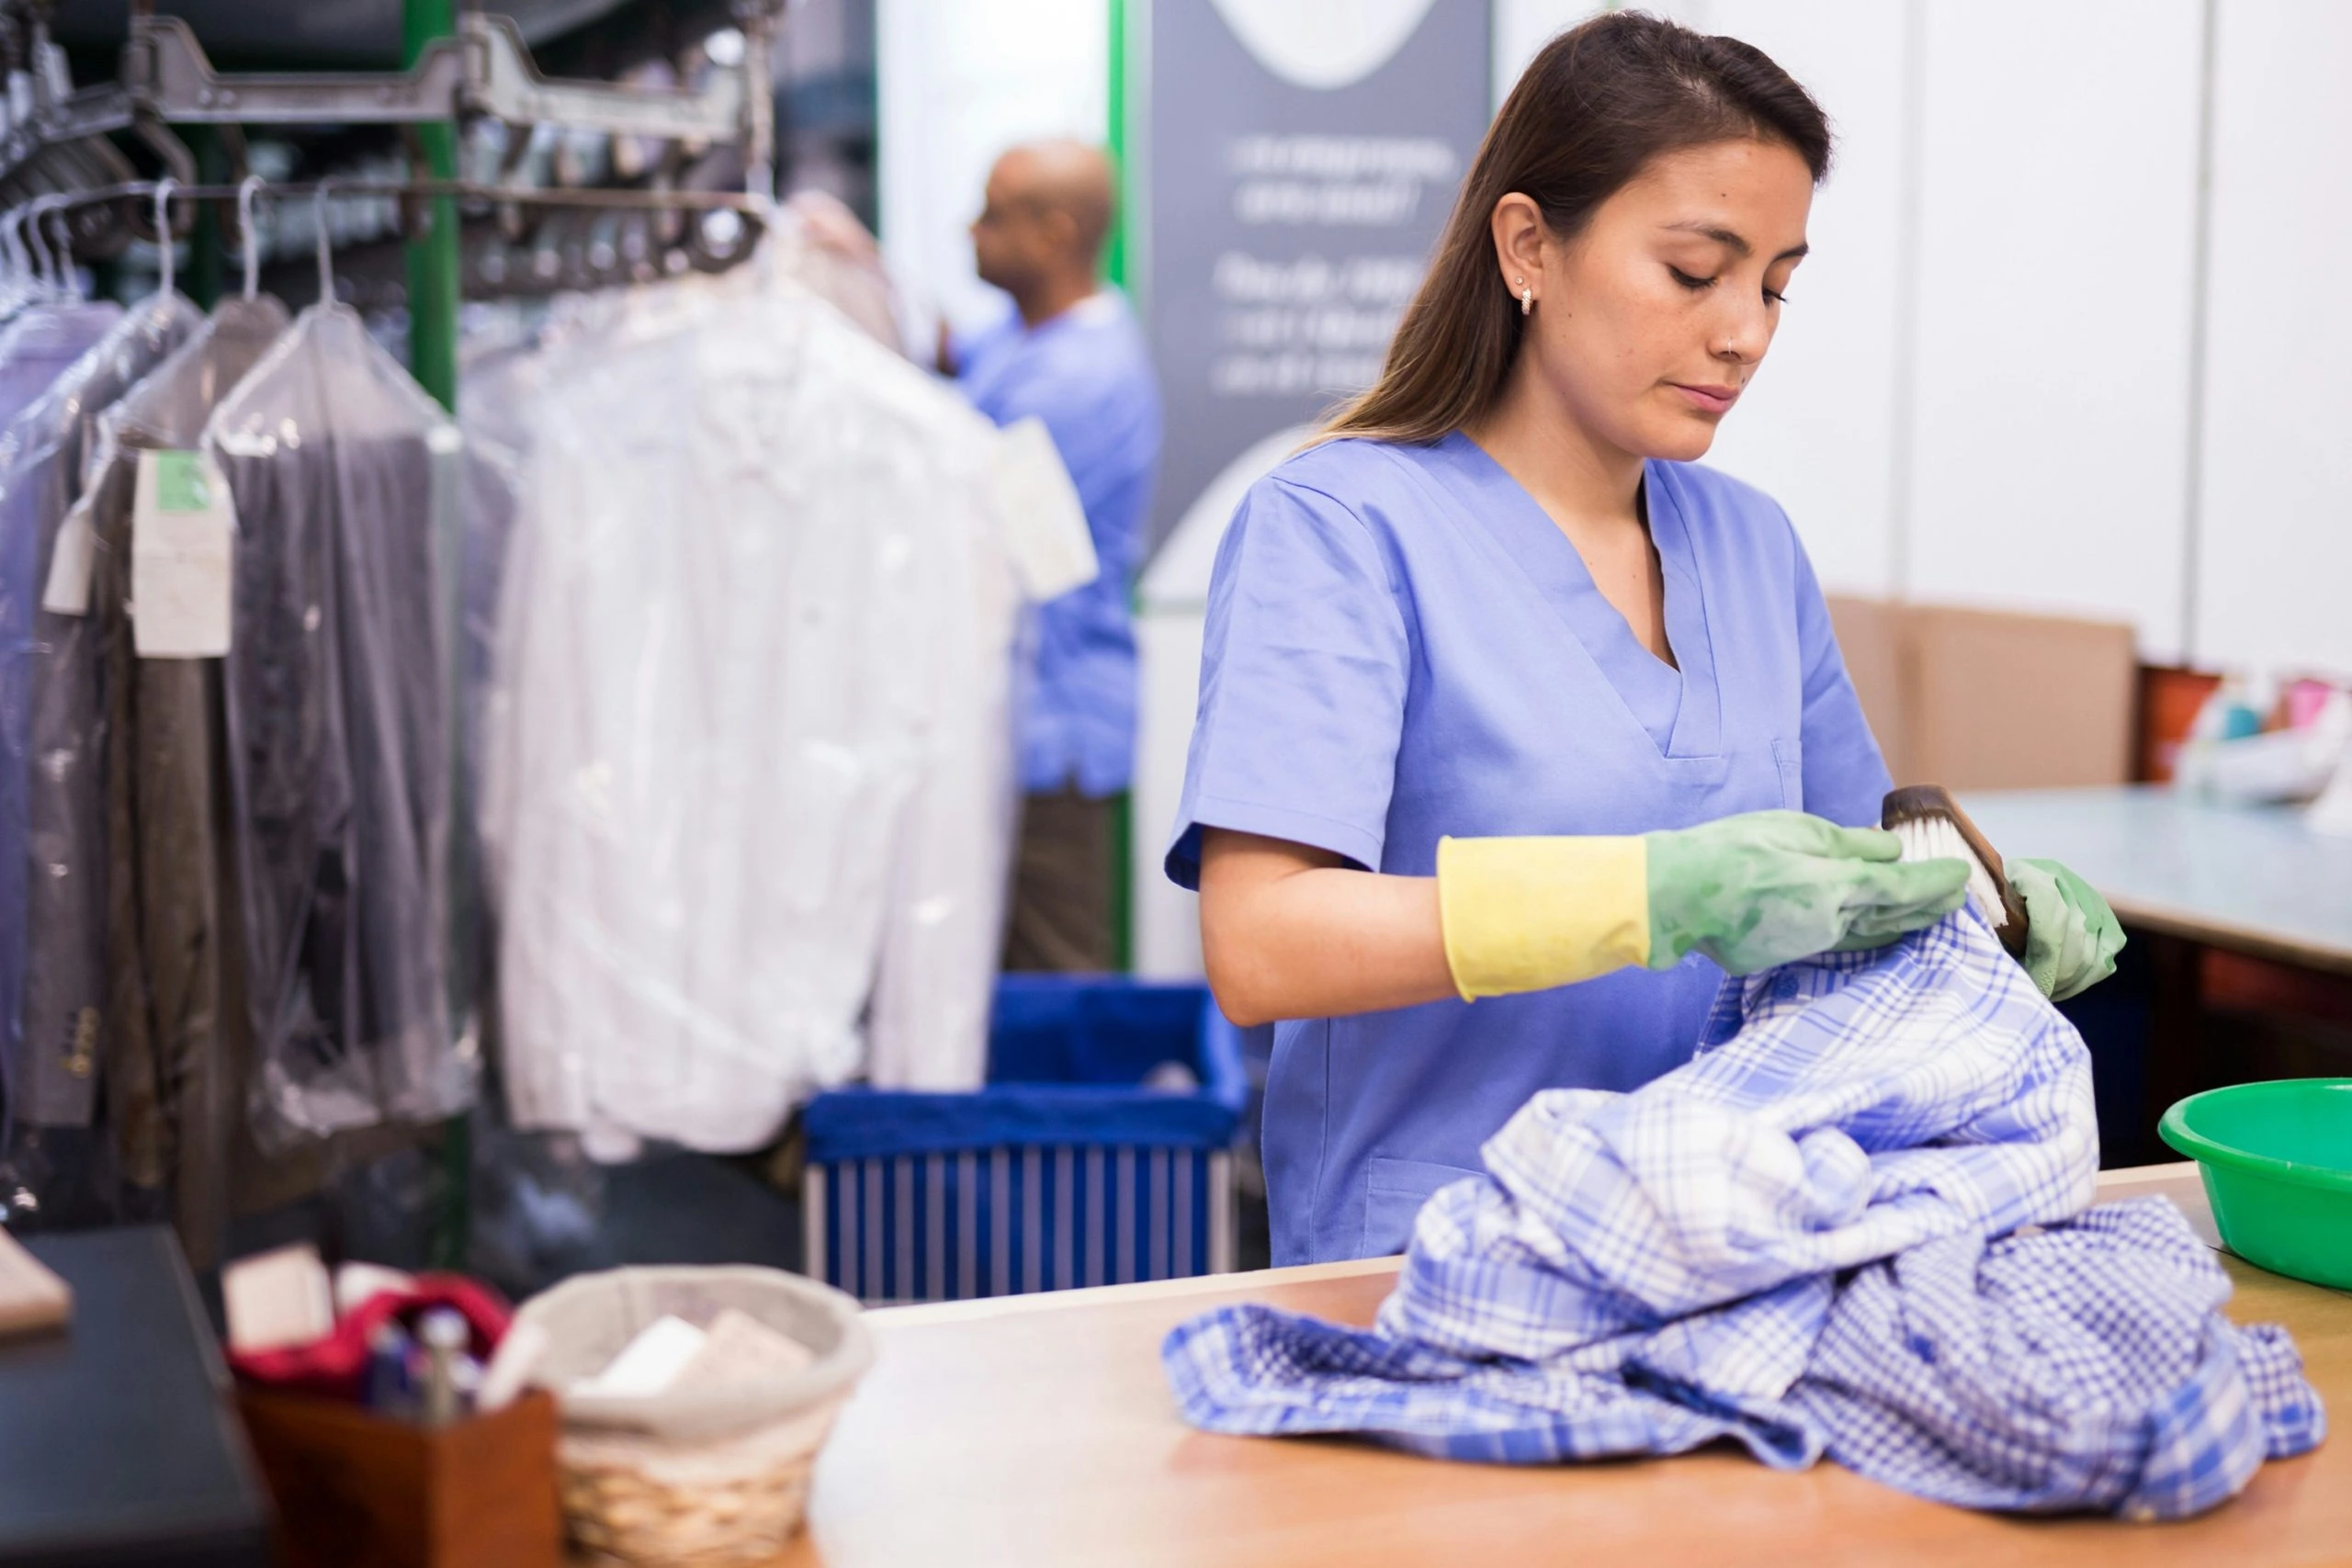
1881;785;2031;960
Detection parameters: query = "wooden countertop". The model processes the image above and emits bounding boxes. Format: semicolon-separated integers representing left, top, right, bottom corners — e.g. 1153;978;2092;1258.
1961;787;2352;975
781;1165;2352;1567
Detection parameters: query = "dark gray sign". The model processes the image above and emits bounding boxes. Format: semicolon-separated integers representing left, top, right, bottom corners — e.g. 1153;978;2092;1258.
1139;0;1493;552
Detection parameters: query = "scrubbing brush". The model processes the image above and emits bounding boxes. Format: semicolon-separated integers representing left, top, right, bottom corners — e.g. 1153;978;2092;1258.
1881;785;2030;958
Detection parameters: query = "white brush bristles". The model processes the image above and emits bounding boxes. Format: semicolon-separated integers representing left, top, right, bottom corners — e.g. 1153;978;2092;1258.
1892;816;2007;930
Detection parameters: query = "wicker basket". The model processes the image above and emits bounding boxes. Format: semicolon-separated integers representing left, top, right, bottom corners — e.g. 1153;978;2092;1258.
513;1265;873;1563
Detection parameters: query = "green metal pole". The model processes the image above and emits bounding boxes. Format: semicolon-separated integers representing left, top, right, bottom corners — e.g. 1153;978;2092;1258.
404;0;467;1269
1106;0;1135;972
403;0;460;411
1105;0;1129;292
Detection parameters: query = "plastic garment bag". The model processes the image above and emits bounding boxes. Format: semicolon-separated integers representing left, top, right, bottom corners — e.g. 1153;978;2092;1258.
763;194;911;357
449;334;533;1031
448;306;625;1080
480;276;1020;1156
0;302;122;433
206;302;470;1146
0;303;121;1089
74;297;291;1260
865;436;1026;1092
454;335;535;829
0;299;136;1224
0;292;198;1179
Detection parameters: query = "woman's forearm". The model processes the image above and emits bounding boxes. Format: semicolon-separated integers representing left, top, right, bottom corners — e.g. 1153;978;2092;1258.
1196;828;1458;1026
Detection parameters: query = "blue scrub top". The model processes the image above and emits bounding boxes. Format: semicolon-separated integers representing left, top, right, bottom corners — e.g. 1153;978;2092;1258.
957;292;1163;796
1166;432;1892;1265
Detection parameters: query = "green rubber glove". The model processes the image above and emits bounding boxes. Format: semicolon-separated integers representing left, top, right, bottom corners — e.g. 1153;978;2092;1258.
1645;810;1972;976
2007;857;2125;1001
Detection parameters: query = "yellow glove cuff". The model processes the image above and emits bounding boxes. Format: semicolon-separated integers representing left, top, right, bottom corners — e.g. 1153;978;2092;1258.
1436;835;1652;1001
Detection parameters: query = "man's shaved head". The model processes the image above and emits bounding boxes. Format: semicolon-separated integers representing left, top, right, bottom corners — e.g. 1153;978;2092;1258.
996;140;1116;258
971;140;1119;317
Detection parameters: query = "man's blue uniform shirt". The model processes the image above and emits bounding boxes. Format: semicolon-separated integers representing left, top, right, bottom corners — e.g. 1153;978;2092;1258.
956;291;1162;796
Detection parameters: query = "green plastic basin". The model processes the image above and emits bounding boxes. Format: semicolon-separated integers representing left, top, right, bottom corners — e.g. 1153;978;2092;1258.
2159;1078;2352;1292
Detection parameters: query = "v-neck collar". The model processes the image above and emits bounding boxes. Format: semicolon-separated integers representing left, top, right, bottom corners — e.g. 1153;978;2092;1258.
1424;431;1721;759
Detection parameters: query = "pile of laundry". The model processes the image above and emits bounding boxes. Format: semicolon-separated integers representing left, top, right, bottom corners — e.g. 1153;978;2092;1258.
1162;910;2324;1519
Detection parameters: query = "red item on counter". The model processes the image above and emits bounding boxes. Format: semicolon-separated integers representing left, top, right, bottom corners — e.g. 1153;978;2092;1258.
230;1275;512;1400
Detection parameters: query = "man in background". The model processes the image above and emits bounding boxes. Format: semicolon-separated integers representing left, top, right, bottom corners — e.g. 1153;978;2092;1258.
948;141;1163;972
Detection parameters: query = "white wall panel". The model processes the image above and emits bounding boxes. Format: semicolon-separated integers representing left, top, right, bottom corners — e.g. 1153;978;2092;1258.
1670;1;1910;595
1133;612;1207;977
2193;0;2352;677
1493;4;1909;592
1902;0;2203;659
877;0;1108;333
1492;1;1602;104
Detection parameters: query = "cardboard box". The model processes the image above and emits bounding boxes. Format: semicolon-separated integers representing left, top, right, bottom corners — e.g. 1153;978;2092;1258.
1821;594;1908;779
1826;598;2137;791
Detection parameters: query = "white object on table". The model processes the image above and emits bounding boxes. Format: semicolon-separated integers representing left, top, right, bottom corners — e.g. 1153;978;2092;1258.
0;1227;70;1337
2174;689;2352;806
673;1308;814;1392
573;1314;707;1399
1960;786;2352;976
2305;742;2352;839
332;1261;416;1319
222;1244;334;1355
478;1319;549;1415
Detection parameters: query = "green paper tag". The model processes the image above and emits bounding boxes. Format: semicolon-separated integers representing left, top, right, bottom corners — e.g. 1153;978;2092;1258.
152;448;211;513
130;447;236;659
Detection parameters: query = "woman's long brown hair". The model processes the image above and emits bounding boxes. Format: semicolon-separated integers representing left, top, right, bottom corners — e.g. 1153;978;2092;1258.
1320;11;1834;447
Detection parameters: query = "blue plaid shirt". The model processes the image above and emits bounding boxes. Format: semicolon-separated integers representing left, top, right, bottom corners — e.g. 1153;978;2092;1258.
1163;911;2324;1517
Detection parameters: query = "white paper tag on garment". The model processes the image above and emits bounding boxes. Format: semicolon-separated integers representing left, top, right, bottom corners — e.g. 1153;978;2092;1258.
987;416;1100;602
130;448;236;658
40;491;99;616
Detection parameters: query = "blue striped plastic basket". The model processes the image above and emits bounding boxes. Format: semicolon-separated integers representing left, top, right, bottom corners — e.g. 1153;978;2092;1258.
801;977;1248;1302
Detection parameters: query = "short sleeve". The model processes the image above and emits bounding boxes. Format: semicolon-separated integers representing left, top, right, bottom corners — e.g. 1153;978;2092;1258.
1791;537;1894;827
1163;476;1409;890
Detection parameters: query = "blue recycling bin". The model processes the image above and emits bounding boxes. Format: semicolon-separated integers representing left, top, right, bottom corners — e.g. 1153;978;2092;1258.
802;976;1249;1302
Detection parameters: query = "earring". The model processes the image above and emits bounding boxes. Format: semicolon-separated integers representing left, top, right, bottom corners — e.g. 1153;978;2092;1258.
1518;277;1533;316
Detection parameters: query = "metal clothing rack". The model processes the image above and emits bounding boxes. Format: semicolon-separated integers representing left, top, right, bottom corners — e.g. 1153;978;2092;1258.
9;175;777;224
1;6;783;194
0;0;790;1272
0;167;789;1269
5;175;780;303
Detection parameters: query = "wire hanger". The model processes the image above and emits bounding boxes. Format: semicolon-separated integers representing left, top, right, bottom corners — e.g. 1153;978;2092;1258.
152;177;176;299
0;202;27;280
25;197;69;299
12;198;47;298
313;179;338;307
52;199;94;301
1;177;777;308
49;209;80;299
238;175;263;301
0;199;33;314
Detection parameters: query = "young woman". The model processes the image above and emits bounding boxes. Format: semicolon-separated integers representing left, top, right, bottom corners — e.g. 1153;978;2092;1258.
1167;14;2122;1265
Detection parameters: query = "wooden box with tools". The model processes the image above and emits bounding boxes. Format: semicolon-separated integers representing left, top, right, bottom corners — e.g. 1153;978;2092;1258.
236;1386;564;1568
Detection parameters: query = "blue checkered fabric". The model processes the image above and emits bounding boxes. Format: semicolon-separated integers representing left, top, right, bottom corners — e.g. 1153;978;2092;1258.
1162;911;2325;1517
1798;1196;2324;1518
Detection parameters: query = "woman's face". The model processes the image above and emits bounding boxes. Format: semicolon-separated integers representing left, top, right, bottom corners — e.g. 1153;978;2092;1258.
1497;138;1815;464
